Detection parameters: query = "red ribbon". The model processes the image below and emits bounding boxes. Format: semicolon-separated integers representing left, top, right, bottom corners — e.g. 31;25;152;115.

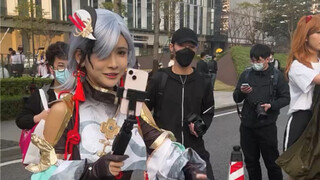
115;172;123;179
144;171;149;180
306;15;312;23
64;70;85;160
73;70;86;102
136;116;141;128
64;129;81;160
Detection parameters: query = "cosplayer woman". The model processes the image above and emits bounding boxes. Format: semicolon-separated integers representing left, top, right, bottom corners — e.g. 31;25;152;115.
26;8;207;180
277;14;320;180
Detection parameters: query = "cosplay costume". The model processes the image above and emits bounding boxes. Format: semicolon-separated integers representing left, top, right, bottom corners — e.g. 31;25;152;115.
26;79;206;180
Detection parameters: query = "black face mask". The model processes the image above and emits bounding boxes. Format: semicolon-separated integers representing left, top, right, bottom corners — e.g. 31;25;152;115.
175;48;195;67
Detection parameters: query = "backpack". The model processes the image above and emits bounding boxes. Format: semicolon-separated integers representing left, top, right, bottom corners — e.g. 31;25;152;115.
153;71;168;121
236;67;280;119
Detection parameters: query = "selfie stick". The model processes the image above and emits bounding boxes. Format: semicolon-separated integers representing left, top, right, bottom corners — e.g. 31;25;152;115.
112;87;147;155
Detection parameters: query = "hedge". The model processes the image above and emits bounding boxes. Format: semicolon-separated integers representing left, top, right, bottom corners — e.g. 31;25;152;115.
1;77;52;120
1;77;52;96
1;95;25;120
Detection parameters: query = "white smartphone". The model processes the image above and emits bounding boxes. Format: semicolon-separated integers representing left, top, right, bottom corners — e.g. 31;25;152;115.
241;83;250;88
120;68;148;116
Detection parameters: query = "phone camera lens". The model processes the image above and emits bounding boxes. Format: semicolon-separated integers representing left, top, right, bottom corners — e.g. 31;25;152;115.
129;70;133;75
132;75;137;80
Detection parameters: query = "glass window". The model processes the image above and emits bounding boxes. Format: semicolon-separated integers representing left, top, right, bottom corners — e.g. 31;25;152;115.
0;0;7;16
80;0;88;9
127;0;133;28
51;0;60;20
66;0;72;21
137;0;141;28
93;0;98;8
147;0;152;30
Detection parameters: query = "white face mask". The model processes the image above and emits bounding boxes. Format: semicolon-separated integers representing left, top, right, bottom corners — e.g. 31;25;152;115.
252;63;264;71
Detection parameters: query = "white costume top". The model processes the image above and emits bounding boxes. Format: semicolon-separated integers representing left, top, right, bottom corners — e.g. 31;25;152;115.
78;95;147;170
288;59;320;115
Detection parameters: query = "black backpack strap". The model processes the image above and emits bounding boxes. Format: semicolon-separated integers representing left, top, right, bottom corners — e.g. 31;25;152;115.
154;71;168;120
158;71;168;97
236;68;252;119
269;68;279;101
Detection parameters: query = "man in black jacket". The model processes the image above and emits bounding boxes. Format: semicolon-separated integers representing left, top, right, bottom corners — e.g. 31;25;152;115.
146;27;215;179
207;55;218;88
233;44;290;180
196;52;209;75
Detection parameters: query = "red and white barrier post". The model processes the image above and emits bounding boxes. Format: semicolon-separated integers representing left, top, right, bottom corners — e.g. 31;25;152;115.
228;145;244;180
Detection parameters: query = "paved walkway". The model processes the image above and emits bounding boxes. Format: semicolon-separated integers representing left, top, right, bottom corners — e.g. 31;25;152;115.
0;91;235;149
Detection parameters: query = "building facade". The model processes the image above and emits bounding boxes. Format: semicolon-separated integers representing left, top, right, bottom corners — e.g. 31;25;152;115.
0;0;226;60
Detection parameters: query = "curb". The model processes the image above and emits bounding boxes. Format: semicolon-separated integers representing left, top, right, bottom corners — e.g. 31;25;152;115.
0;146;21;163
215;103;242;113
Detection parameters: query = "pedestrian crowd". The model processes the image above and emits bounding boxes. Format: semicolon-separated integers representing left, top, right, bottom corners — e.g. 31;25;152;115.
9;8;320;180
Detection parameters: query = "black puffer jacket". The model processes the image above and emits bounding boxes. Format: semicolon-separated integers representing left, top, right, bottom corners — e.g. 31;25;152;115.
233;66;290;128
146;67;214;154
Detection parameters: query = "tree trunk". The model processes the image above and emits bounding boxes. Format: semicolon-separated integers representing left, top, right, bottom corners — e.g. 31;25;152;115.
153;0;160;60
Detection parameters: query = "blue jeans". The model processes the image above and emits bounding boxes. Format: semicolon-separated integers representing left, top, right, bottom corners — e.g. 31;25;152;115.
210;73;216;88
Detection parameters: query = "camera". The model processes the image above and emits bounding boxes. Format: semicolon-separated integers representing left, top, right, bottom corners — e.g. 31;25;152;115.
185;113;207;137
255;102;268;120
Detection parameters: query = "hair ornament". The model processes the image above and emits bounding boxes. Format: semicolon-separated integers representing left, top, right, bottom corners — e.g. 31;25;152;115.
68;9;96;40
306;15;312;23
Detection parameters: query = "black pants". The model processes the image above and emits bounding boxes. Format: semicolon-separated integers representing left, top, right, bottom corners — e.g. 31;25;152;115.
198;150;215;180
283;110;312;151
240;123;283;180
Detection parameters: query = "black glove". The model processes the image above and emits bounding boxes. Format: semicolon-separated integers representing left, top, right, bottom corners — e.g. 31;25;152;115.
183;162;207;180
80;153;129;180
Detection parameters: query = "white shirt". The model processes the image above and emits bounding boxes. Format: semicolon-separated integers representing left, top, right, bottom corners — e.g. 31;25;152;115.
288;59;320;115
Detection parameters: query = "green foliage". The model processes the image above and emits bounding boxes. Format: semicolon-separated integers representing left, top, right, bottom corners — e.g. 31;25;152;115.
231;46;252;77
0;77;52;96
100;2;127;17
13;1;49;32
0;77;52;120
230;46;288;78
1;95;24;120
274;53;288;71
259;0;312;44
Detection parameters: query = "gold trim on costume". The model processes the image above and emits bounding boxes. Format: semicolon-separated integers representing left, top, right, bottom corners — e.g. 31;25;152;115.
140;104;176;149
97;104;121;157
140;104;161;131
87;77;116;94
25;134;58;173
150;131;176;150
53;94;74;146
86;77;118;104
74;19;94;39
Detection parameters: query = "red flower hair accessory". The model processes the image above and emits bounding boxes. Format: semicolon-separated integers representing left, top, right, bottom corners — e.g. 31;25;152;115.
68;9;96;40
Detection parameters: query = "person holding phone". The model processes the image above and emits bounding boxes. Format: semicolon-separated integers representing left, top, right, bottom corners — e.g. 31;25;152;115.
26;8;207;180
233;44;290;180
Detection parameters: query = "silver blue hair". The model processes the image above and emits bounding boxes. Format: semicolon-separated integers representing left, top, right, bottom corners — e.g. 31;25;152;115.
61;9;136;90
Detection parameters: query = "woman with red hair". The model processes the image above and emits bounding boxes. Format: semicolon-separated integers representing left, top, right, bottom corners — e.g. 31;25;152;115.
281;14;320;180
